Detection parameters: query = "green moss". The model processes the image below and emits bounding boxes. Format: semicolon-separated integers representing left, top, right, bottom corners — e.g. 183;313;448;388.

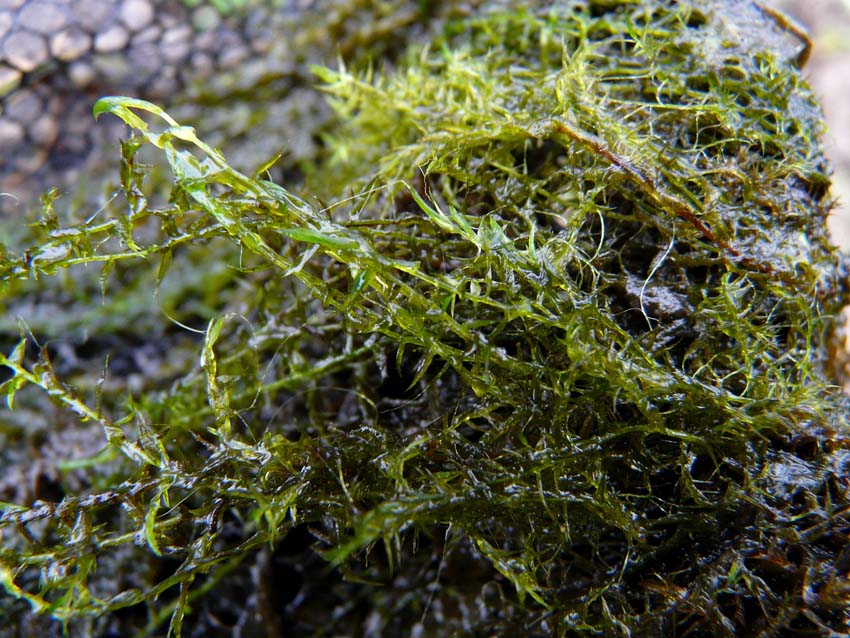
1;1;849;636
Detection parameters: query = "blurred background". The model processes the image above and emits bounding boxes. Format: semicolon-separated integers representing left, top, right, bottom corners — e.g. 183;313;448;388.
771;0;850;248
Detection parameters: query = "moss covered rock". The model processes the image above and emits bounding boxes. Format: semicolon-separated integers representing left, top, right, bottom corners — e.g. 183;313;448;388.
1;1;848;636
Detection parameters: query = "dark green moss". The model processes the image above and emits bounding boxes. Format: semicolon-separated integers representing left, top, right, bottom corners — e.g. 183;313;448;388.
1;1;848;636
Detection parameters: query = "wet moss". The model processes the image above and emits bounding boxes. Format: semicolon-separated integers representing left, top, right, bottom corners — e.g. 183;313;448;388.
1;1;849;636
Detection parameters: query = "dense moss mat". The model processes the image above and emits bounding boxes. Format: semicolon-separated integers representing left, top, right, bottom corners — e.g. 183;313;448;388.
1;0;849;635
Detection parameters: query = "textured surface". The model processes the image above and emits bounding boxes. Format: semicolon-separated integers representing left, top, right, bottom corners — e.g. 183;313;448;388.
0;0;317;215
768;0;850;387
1;1;848;636
766;0;850;246
2;0;849;237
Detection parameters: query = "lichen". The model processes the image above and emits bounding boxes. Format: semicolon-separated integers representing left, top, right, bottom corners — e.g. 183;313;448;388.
1;1;849;636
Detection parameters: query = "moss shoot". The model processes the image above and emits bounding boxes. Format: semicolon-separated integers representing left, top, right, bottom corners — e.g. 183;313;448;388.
1;1;849;636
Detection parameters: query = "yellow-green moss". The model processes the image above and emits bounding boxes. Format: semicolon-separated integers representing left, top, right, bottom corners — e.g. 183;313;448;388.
1;1;848;636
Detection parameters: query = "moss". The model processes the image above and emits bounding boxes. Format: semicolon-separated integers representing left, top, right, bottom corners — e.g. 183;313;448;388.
1;1;849;636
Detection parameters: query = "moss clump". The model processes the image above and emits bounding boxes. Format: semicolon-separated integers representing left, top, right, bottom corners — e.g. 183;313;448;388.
1;1;849;636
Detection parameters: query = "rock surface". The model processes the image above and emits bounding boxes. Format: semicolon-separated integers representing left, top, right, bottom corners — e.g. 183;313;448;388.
769;0;850;247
